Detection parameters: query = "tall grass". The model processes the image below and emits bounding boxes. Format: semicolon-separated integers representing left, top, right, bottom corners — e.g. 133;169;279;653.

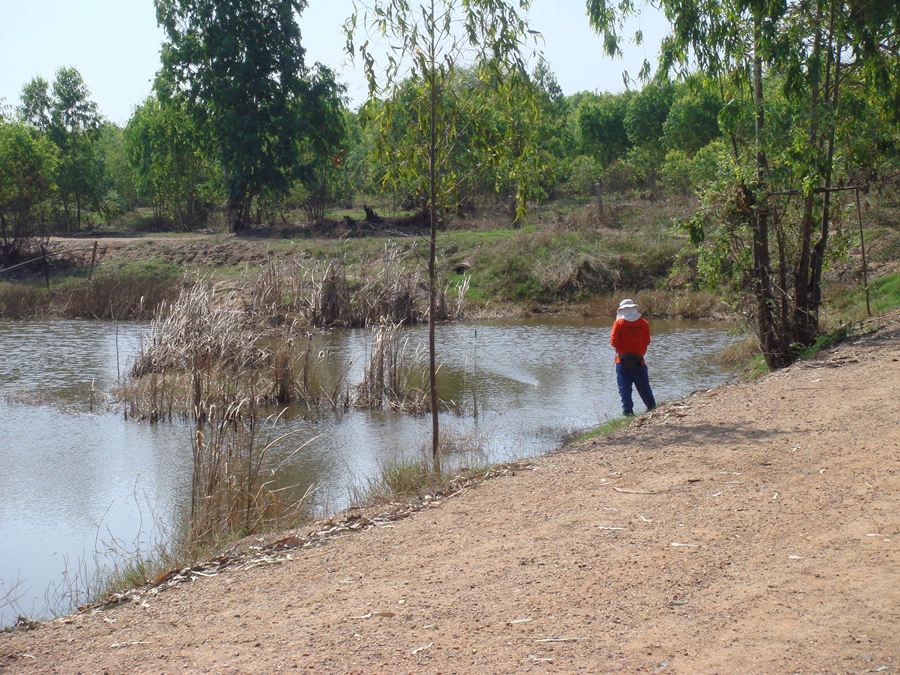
0;267;181;320
188;400;316;548
354;321;430;412
234;243;461;329
124;245;469;419
350;430;490;504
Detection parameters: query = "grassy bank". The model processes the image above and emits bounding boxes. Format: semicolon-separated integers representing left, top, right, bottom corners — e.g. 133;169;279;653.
1;194;721;320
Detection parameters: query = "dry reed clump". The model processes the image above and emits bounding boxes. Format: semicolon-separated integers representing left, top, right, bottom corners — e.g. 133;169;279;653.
188;400;317;547
353;321;430;413
536;252;675;299
229;244;464;330
0;275;178;320
292;260;354;327
131;280;261;378
121;290;321;578
0;273;179;320
122;279;347;419
287;244;464;328
123;244;470;418
59;274;180;320
0;282;47;318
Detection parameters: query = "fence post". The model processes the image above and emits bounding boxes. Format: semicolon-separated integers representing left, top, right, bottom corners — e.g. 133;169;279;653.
89;240;98;281
855;188;871;318
41;244;50;289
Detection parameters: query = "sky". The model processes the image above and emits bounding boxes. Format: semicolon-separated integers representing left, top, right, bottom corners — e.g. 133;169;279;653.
0;0;669;125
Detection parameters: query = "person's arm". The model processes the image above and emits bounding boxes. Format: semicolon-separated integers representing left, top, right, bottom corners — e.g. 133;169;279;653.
610;319;621;351
642;320;651;352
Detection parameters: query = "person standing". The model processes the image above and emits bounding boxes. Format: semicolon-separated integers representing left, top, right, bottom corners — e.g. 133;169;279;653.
610;298;656;416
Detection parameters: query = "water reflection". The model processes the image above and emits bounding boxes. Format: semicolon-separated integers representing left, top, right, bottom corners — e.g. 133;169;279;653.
0;316;739;626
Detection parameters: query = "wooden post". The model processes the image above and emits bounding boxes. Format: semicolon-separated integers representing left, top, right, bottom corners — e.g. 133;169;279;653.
89;240;98;280
41;244;50;289
855;188;871;318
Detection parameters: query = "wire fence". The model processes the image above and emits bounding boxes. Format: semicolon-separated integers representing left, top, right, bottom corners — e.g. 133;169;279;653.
0;241;180;321
0;242;100;290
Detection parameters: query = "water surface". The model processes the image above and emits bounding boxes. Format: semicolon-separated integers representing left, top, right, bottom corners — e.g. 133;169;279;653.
0;317;738;626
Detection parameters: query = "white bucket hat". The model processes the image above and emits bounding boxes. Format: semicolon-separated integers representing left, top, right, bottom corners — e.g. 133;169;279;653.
616;298;641;321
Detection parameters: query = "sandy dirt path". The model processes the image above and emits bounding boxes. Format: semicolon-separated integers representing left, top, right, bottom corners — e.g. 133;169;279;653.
2;314;899;673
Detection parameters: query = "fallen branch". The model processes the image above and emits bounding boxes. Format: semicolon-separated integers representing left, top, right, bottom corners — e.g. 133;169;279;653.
612;486;663;495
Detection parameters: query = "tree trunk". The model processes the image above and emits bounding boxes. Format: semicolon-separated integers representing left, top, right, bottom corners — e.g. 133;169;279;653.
794;0;825;346
227;195;248;233
751;22;787;369
808;5;842;326
427;0;440;468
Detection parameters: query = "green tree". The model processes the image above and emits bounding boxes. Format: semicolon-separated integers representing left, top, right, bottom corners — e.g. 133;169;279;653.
0;120;59;262
663;80;722;154
587;0;899;368
623;80;672;146
576;92;632;165
155;0;315;232
97;122;139;223
18;77;53;132
294;65;347;222
19;68;104;231
339;105;380;199
125;95;219;228
346;0;537;463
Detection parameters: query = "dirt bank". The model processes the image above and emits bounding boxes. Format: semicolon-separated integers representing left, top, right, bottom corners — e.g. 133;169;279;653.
3;313;898;673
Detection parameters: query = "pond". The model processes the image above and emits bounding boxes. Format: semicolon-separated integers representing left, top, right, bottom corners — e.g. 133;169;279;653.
0;316;739;626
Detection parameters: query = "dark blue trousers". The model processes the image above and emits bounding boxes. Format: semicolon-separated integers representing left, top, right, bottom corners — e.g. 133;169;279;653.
615;362;656;416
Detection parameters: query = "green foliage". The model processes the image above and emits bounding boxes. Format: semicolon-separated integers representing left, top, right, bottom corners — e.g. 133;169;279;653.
689;140;725;189
586;0;900;367
622;144;664;188
661;139;727;194
577;92;632;165
798;324;850;360
869;273;900;314
569;416;633;443
294;65;347;222
565;155;603;196
663;82;722;154
156;0;318;231
96;123;139;216
828;272;900;322
20;67;104;231
624;80;673;146
0;120;59;261
487;68;562;211
600;158;640;192
125;95;220;228
660;149;693;194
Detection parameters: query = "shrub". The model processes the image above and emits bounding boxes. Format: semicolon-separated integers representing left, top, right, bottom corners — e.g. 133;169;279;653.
565;155;602;196
660;149;694;194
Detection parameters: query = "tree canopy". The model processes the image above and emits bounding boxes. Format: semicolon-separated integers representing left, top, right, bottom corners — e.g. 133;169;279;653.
155;0;317;231
586;0;900;367
0;119;58;261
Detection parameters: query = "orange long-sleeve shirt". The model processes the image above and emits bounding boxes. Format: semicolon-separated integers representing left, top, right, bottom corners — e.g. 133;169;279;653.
610;317;651;363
